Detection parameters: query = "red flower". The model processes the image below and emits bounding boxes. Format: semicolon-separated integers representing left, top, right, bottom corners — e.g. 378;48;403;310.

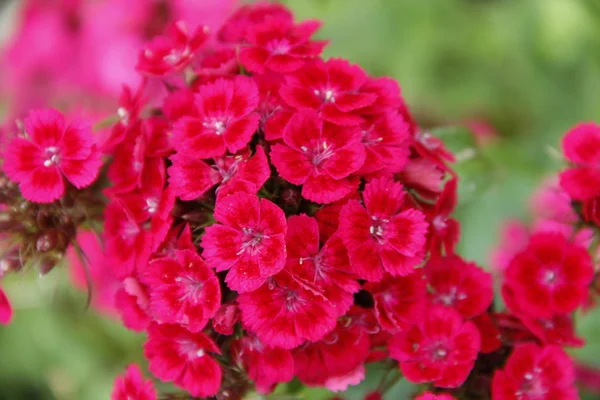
142;250;220;333
218;2;294;43
364;273;426;333
168;146;269;201
270;110;365;203
144;323;222;398
339;177;428;281
0;286;12;325
471;313;502;354
492;344;577;400
503;232;594;318
238;271;338;349
279;59;377;126
286;214;359;316
293;321;370;387
416;393;456;400
426;178;460;256
240;18;327;74
425;255;493;319
357;112;410;175
111;364;157;400
389;306;481;388
172;76;260;159
233;335;294;393
4;109;101;203
137;21;209;76
201;192;287;292
560;122;600;200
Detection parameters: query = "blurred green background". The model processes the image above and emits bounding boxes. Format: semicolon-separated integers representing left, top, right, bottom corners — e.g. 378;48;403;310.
3;0;600;398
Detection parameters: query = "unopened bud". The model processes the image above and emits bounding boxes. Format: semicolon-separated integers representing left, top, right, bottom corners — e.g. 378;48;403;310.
38;253;62;276
212;303;240;335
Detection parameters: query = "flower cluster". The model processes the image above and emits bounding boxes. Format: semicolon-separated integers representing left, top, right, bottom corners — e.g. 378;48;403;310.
1;2;599;400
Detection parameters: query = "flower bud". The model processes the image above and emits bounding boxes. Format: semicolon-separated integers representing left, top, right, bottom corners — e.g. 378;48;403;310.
38;253;63;276
212;303;240;335
36;229;68;253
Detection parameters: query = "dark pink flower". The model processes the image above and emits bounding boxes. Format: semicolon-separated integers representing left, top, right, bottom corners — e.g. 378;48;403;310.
238;271;338;349
111;364;157;400
285;214;359;316
240;18;327;74
560;122;600;200
426;178;460;256
471;313;502;354
172;76;260;158
270;110;365;203
168;146;269;201
137;21;209;76
202;192;287;292
279;59;377;126
142;249;220;332
3;109;101;203
357;112;410;175
503;232;594;318
364;273;426;333
339;177;428;281
212;303;240;335
416;393;456;400
293;321;370;387
233;335;294;393
218;2;294;43
0;286;12;325
425;255;493;319
389;306;481;388
144;323;222;398
492;344;578;400
195;48;239;82
115;277;151;332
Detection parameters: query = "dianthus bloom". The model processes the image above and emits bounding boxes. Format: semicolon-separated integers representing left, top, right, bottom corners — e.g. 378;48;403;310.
144;323;222;398
270;110;365;203
0;287;12;325
389;307;481;388
339;177;428;281
492;344;578;400
3;109;101;203
111;364;157;400
142;249;220;332
416;393;456;400
202;192;287;292
559;122;600;200
503;232;593;318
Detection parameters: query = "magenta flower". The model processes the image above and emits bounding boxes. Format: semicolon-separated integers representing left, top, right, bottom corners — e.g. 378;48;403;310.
270;110;366;203
560;122;600;200
111;364;157;400
201;192;287;292
0;286;12;325
143;249;221;332
144;323;222;398
114;277;151;332
339;177;429;281
279;59;377;126
3;109;101;203
137;21;209;76
172;76;260;158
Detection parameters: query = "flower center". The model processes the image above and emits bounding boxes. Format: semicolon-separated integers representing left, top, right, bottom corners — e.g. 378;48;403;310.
238;227;268;255
300;141;335;169
178;339;205;359
163;46;190;65
369;216;388;243
516;369;547;398
314;88;336;103
541;269;559;287
176;274;205;304
285;290;304;312
203;117;227;135
43;146;60;167
145;197;159;214
267;39;291;55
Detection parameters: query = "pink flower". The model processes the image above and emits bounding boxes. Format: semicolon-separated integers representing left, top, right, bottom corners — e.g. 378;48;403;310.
339;177;429;281
270;110;365;203
111;364;157;400
471;313;502;354
0;286;12;325
233;335;294;393
142;249;220;332
324;365;366;392
212;303;240;335
492;344;578;400
425;255;493;319
239;18;327;74
293;321;370;387
560;122;600;200
416;393;455;400
168;146;269;201
389;306;481;388
503;232;594;318
3;109;101;203
357;112;410;175
238;271;338;349
364;273;426;333
279;59;377;126
286;214;359;316
202;192;287;292
115;277;151;332
137;21;209;76
172;76;260;158
218;2;294;43
426;178;460;256
144;323;222;398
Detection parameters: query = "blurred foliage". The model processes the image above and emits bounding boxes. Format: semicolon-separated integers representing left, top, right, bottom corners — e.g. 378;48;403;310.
4;0;600;398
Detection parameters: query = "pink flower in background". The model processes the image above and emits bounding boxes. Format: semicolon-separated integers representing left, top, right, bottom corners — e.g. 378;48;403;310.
111;364;157;400
560;122;600;201
0;286;12;325
416;393;456;400
3;109;101;203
